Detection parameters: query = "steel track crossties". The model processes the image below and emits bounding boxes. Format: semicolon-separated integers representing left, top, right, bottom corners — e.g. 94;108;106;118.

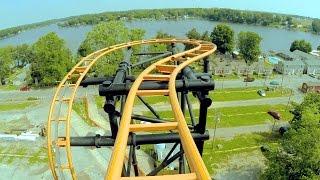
47;39;217;180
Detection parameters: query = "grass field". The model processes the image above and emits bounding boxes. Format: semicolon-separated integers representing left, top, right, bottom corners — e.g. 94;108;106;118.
0;85;19;91
94;86;292;109
139;132;281;175
0;143;47;165
144;104;293;128
202;132;280;174
139;86;291;104
95;96;104;109
0;101;38;111
211;87;292;101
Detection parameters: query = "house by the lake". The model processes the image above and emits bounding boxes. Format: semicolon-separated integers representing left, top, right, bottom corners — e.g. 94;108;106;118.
273;50;320;75
292;50;320;74
275;60;305;75
274;51;305;75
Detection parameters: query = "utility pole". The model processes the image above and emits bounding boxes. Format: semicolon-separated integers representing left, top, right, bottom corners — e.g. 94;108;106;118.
211;111;221;149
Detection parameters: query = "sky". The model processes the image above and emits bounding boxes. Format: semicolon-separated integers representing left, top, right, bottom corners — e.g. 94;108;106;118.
1;0;319;30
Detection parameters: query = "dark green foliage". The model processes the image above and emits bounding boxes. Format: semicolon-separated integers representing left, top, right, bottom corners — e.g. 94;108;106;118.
30;32;72;86
0;46;15;85
262;93;320;179
186;28;201;40
0;19;59;39
13;44;33;67
238;31;262;64
312;19;320;33
211;24;234;54
201;31;211;42
57;8;298;31
155;31;175;39
78;21;145;76
286;16;294;27
317;45;320;51
0;8;314;40
290;40;312;53
185;28;212;49
145;31;174;55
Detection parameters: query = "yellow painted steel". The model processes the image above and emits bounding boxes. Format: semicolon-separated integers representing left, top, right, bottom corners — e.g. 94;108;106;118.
47;39;216;180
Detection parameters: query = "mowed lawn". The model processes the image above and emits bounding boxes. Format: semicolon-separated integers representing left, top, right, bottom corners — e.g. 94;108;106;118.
143;104;293;128
0;101;38;111
0;85;18;91
202;132;280;174
211;87;292;102
134;87;291;105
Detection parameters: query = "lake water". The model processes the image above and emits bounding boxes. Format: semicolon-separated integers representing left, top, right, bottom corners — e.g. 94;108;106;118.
1;19;320;54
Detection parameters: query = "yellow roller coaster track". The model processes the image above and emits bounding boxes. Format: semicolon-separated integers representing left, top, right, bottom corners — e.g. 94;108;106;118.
47;39;216;180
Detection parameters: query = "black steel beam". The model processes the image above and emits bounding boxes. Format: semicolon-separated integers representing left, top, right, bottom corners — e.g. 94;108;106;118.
99;79;214;96
147;143;179;176
80;76;135;87
133;51;171;56
70;131;209;147
104;48;132;138
131;114;166;123
131;114;194;129
132;51;172;67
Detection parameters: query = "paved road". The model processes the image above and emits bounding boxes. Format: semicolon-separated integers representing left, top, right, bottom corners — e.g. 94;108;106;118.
208;122;288;139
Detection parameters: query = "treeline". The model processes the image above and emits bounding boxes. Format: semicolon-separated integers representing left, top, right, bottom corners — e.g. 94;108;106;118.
58;8;315;32
0;19;61;40
1;8;318;40
2;20;319;87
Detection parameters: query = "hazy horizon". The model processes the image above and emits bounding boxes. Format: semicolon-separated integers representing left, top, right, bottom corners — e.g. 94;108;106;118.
1;0;320;30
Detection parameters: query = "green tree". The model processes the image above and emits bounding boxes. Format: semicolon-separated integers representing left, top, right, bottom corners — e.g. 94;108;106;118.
238;31;262;64
290;40;312;53
186;28;201;40
147;30;175;53
13;44;33;67
317;45;320;51
210;24;235;54
312;19;320;33
185;28;201;50
238;31;262;85
155;31;175;39
201;31;211;42
286;16;293;27
30;32;72;86
262;93;320;180
0;46;14;85
78;21;145;76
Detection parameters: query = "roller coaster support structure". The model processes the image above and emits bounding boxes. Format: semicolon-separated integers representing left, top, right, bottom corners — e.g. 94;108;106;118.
47;39;217;180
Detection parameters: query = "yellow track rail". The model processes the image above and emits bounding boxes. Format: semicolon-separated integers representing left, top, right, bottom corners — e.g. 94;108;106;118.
47;39;216;180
